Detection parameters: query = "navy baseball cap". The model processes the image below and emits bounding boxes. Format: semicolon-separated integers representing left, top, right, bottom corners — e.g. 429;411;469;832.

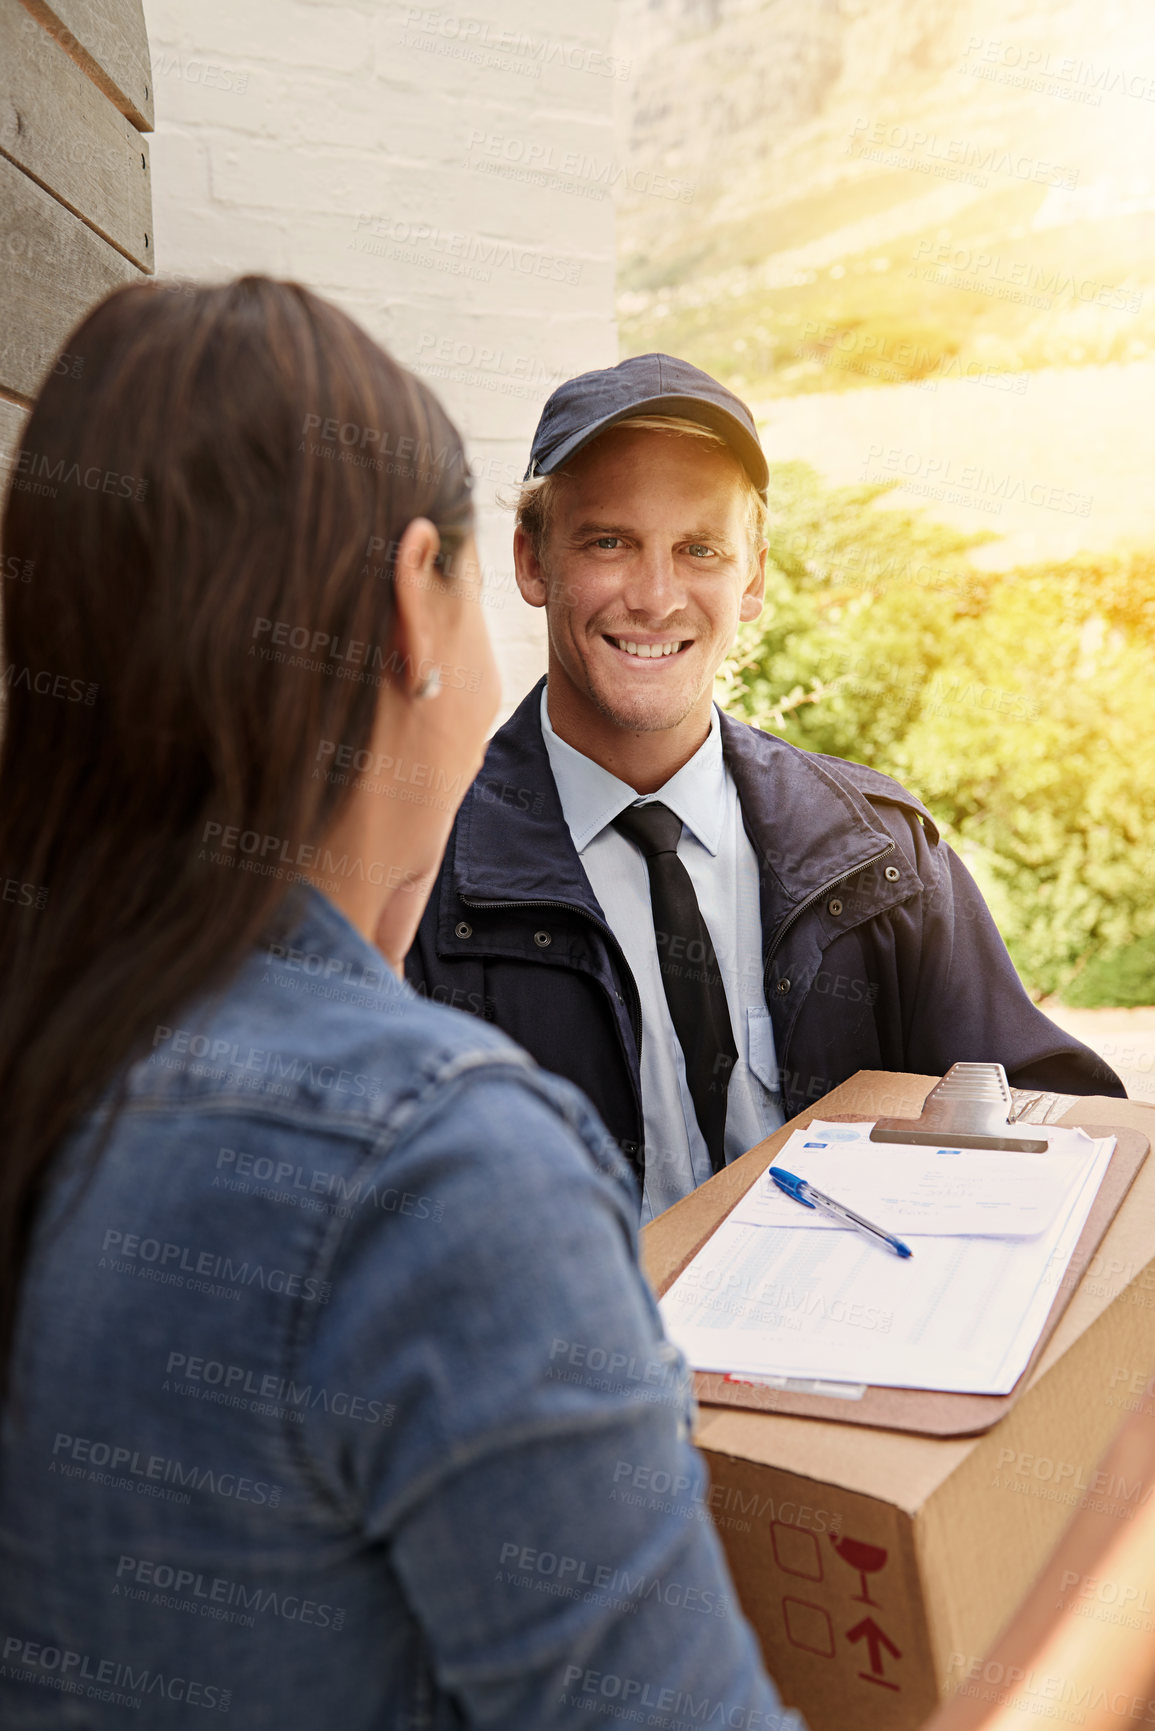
525;353;769;499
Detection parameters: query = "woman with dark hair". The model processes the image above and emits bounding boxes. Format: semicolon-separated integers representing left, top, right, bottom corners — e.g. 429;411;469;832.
0;279;795;1730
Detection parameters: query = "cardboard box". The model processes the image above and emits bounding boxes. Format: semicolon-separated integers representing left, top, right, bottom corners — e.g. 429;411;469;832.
641;1071;1155;1731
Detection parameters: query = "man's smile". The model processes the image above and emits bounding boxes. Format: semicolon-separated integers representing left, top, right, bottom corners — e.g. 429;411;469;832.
604;635;694;661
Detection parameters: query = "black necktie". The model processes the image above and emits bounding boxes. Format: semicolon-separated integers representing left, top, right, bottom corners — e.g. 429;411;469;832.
612;801;738;1175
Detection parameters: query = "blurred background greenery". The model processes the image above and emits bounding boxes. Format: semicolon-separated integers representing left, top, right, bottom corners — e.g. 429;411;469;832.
614;0;1155;1010
711;464;1155;1003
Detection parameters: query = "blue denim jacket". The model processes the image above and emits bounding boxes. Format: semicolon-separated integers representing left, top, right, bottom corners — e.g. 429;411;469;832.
0;884;800;1730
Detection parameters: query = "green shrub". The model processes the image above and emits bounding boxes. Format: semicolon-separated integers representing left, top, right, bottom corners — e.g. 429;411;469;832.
718;463;1155;1002
1062;937;1155;1009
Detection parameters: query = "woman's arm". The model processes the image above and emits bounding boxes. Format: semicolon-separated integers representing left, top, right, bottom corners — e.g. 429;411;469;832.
298;1056;800;1731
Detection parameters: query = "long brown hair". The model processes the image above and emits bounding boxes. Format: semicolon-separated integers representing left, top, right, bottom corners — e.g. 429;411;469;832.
0;276;473;1374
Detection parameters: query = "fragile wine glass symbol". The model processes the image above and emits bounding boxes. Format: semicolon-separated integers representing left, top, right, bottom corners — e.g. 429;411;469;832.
830;1533;888;1604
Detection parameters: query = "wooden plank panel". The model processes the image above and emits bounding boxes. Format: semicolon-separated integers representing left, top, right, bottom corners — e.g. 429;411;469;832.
0;153;142;401
0;396;31;503
1;0;152;269
18;0;153;132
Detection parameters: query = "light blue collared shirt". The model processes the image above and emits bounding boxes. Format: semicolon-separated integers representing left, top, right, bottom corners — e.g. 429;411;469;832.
539;686;785;1222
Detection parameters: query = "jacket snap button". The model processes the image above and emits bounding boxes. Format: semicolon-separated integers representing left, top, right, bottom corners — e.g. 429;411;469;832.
533;930;552;948
776;977;791;995
455;921;473;939
884;865;901;882
827;898;843;916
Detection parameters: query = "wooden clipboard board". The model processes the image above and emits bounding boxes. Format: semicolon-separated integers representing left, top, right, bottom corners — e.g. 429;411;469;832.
657;1118;1150;1439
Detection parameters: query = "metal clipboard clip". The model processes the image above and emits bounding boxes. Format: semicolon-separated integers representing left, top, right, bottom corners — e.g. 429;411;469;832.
870;1062;1049;1152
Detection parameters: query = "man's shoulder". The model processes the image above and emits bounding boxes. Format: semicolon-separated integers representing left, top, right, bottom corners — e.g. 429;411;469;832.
806;750;939;839
718;711;940;843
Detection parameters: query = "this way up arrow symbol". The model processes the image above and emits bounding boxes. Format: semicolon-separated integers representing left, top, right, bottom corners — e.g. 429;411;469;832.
846;1616;902;1684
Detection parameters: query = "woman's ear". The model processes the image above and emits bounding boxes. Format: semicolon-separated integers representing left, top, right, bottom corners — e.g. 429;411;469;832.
390;517;441;697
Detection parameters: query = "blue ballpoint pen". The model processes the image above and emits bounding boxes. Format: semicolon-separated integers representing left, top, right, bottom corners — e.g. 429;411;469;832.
770;1167;913;1259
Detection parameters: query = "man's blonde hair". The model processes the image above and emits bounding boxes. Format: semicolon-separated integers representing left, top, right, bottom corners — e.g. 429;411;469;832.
513;414;768;566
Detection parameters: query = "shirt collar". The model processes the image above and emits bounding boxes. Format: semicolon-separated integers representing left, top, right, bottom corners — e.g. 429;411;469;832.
539;684;727;857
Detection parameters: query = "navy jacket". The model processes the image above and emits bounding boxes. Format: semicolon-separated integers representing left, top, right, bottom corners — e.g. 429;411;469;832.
406;679;1123;1189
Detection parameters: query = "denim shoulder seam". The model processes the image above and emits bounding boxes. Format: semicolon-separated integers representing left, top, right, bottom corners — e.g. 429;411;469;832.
87;1040;541;1143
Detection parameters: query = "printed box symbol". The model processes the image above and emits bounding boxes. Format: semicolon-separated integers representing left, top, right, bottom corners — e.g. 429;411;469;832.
846;1615;901;1690
771;1521;823;1581
831;1532;888;1603
783;1597;835;1657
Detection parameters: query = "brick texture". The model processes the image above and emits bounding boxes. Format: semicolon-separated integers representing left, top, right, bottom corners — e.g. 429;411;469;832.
141;0;621;710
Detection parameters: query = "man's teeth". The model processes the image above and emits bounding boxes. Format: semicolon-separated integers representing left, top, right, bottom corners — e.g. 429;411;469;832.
612;638;683;658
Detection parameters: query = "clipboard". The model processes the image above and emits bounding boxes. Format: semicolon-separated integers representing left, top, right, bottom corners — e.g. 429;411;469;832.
654;1067;1150;1439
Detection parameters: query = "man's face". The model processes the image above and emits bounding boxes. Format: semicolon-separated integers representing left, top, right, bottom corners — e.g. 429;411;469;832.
515;426;765;735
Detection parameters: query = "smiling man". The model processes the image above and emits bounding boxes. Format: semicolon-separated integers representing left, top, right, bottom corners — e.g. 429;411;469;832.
406;354;1121;1219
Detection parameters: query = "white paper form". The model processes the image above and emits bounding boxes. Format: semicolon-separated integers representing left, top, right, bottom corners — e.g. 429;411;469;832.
737;1121;1099;1239
659;1130;1115;1395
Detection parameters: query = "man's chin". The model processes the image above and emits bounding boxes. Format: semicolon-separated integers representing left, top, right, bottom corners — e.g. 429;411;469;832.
586;677;701;735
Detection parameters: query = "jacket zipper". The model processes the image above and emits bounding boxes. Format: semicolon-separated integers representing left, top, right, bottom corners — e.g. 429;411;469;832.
763;840;897;969
465;844;896;1134
458;895;644;1054
467;843;897;1065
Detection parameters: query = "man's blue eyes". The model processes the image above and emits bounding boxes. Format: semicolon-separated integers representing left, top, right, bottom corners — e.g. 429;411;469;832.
587;539;717;556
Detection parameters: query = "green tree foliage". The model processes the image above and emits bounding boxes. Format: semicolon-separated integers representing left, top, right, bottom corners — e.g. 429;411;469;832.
718;463;1155;1002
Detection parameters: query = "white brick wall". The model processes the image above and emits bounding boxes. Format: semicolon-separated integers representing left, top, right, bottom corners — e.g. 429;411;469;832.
141;0;621;712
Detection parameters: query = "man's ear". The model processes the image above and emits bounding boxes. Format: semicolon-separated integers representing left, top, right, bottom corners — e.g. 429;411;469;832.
739;542;768;623
391;516;441;695
513;525;548;609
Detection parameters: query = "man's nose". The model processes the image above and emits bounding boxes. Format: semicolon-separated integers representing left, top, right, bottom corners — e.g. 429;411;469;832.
619;545;687;617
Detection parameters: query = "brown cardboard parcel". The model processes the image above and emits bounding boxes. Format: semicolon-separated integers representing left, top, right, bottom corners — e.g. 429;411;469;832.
640;1071;1155;1731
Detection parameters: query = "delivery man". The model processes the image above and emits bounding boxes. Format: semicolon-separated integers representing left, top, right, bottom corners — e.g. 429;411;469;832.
405;354;1122;1219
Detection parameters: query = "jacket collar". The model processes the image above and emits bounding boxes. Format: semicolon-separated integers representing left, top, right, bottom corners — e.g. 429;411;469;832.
448;676;914;939
451;678;606;921
716;707;901;929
